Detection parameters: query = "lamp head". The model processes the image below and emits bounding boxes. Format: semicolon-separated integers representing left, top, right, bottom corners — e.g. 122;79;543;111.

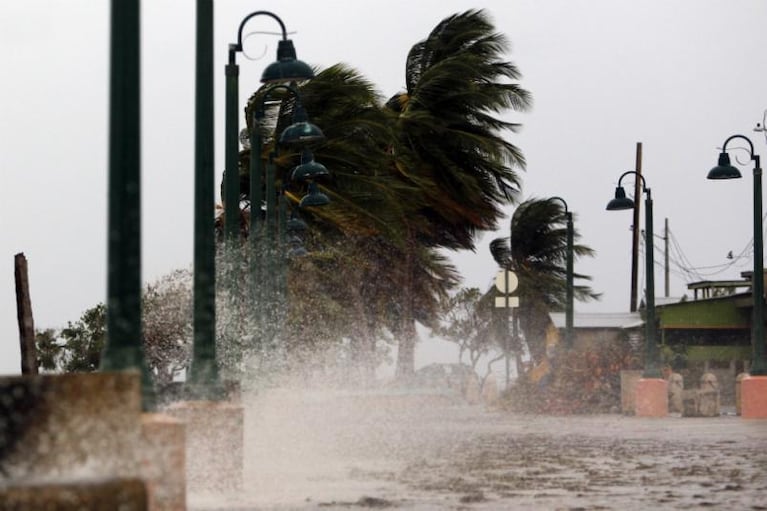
278;105;325;145
707;152;742;180
299;181;330;208
286;215;308;232
260;40;314;83
291;149;330;182
606;186;635;211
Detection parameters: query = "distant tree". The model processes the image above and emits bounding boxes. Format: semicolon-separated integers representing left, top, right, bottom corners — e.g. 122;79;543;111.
142;269;193;386
438;288;491;368
58;303;107;372
437;287;503;391
35;270;193;382
490;198;600;365
34;328;62;372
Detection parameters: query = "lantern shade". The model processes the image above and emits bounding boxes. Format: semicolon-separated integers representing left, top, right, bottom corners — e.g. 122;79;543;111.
299;181;330;208
606;186;634;210
279;120;325;146
291;149;329;181
260;40;314;83
707;152;742;180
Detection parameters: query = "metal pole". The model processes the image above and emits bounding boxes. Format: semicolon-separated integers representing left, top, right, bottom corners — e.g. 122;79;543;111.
189;0;220;392
630;143;642;312
565;212;574;348
751;155;766;375
505;268;510;389
643;189;660;378
103;0;155;409
224;47;240;243
249;110;264;312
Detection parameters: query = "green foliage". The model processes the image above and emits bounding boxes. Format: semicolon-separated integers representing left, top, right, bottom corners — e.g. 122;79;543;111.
34;271;193;382
438;287;496;369
34;328;61;372
490;198;600;364
58;303;106;372
501;342;638;415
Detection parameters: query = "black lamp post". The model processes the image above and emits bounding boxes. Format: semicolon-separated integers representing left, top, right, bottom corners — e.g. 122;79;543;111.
549;197;574;349
607;171;661;378
224;11;314;246
187;0;221;395
241;84;329;353
708;135;766;376
102;0;156;409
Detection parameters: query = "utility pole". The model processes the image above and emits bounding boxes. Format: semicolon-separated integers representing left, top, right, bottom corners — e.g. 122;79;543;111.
664;217;670;298
630;142;642;312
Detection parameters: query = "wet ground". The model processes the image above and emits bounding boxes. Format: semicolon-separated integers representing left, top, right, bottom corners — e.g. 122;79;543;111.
190;390;767;510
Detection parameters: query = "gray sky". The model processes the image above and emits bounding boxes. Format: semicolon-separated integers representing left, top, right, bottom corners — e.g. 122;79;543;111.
2;0;766;375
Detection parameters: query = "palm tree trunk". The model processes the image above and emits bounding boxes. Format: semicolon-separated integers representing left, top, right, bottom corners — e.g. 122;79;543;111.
395;233;417;382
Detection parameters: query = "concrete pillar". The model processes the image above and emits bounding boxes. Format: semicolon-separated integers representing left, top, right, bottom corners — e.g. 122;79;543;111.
0;372;142;482
634;378;668;417
141;414;186;510
165;400;244;494
741;375;767;418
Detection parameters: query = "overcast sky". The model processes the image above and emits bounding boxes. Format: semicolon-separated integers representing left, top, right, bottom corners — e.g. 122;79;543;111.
2;0;766;375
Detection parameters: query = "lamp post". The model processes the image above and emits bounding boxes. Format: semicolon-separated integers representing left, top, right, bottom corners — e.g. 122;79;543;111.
707;135;767;419
606;171;661;379
247;84;327;334
224;11;314;245
607;171;667;416
187;0;222;396
707;135;766;379
549;197;574;349
102;0;155;410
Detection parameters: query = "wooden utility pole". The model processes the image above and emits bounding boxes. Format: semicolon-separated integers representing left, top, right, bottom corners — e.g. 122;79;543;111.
665;218;670;298
630;143;642;312
14;253;38;374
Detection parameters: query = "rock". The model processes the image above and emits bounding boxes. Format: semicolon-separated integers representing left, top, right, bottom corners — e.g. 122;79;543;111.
668;372;684;413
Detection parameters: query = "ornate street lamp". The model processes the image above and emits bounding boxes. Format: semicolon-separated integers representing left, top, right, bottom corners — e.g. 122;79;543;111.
606;172;661;379
707;135;766;379
607;171;668;416
224;11;314;245
549;197;574;349
246;84;329;342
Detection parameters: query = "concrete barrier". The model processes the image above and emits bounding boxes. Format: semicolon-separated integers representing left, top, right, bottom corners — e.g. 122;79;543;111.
165;400;244;494
0;478;147;510
141;414;185;511
0;372;142;483
620;370;642;415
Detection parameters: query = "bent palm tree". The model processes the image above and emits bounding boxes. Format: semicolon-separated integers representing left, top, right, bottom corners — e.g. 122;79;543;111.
387;9;531;377
490;198;600;364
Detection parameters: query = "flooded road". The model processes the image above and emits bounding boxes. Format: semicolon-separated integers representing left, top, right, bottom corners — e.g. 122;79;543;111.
190;390;767;510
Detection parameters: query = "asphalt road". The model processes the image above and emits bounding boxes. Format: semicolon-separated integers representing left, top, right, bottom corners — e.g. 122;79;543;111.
190;390;767;510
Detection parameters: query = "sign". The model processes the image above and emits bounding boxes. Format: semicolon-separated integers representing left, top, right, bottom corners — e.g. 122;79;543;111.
494;269;520;308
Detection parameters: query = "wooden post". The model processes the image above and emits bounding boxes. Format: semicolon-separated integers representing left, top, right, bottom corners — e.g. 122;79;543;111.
14;253;38;374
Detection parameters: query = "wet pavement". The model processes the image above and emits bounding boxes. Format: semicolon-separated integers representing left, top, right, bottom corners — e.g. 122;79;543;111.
190;390;767;510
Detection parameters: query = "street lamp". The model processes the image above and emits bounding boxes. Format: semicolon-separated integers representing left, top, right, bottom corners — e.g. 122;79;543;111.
246;84;329;346
607;171;667;416
224;11;314;245
707;135;766;379
102;0;156;409
606;171;661;379
549;197;574;349
186;0;223;398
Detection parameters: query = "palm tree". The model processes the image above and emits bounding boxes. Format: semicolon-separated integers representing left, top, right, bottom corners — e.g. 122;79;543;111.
490;198;600;365
386;9;531;377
